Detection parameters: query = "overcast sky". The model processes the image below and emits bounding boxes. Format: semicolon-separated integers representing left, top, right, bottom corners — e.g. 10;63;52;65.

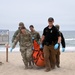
0;0;75;31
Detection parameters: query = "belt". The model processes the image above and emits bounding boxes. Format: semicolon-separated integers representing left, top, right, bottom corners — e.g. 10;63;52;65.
44;41;55;46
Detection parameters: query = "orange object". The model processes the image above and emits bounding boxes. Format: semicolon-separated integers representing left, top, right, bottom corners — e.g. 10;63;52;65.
32;40;45;67
33;40;40;50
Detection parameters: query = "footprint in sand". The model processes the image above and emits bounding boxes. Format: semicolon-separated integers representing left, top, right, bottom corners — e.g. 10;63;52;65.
0;62;4;65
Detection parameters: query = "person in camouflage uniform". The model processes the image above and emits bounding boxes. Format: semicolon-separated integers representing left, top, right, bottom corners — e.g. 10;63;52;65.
11;27;33;69
12;22;29;43
29;25;40;44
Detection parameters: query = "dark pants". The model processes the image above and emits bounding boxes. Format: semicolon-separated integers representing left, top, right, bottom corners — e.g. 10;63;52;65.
56;49;60;67
43;45;56;70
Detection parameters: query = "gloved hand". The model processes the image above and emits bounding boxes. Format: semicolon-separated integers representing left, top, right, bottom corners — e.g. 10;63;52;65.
32;37;34;40
54;43;59;50
32;47;34;50
62;48;65;52
10;48;13;52
40;44;43;50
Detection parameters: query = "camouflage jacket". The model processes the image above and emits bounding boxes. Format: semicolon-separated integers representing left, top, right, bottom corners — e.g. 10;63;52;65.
30;30;40;43
12;29;20;43
12;30;32;49
12;29;29;43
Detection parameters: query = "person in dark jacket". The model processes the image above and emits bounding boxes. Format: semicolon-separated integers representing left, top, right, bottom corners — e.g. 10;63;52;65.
55;25;66;68
55;25;66;51
41;17;61;72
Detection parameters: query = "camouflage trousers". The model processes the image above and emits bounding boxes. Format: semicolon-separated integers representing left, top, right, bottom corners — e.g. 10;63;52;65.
20;46;32;68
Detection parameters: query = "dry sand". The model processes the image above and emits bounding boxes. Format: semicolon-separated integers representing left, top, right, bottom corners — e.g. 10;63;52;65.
0;52;75;75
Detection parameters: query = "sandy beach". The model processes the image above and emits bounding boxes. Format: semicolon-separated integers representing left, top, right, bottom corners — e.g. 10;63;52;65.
0;52;75;75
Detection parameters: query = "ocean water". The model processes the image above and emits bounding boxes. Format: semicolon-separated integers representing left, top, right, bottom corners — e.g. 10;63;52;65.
0;31;75;52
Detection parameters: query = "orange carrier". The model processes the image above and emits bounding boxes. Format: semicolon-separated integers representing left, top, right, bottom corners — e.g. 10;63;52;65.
32;40;45;67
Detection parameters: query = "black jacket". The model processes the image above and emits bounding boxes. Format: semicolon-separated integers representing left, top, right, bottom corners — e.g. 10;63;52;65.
59;31;66;48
